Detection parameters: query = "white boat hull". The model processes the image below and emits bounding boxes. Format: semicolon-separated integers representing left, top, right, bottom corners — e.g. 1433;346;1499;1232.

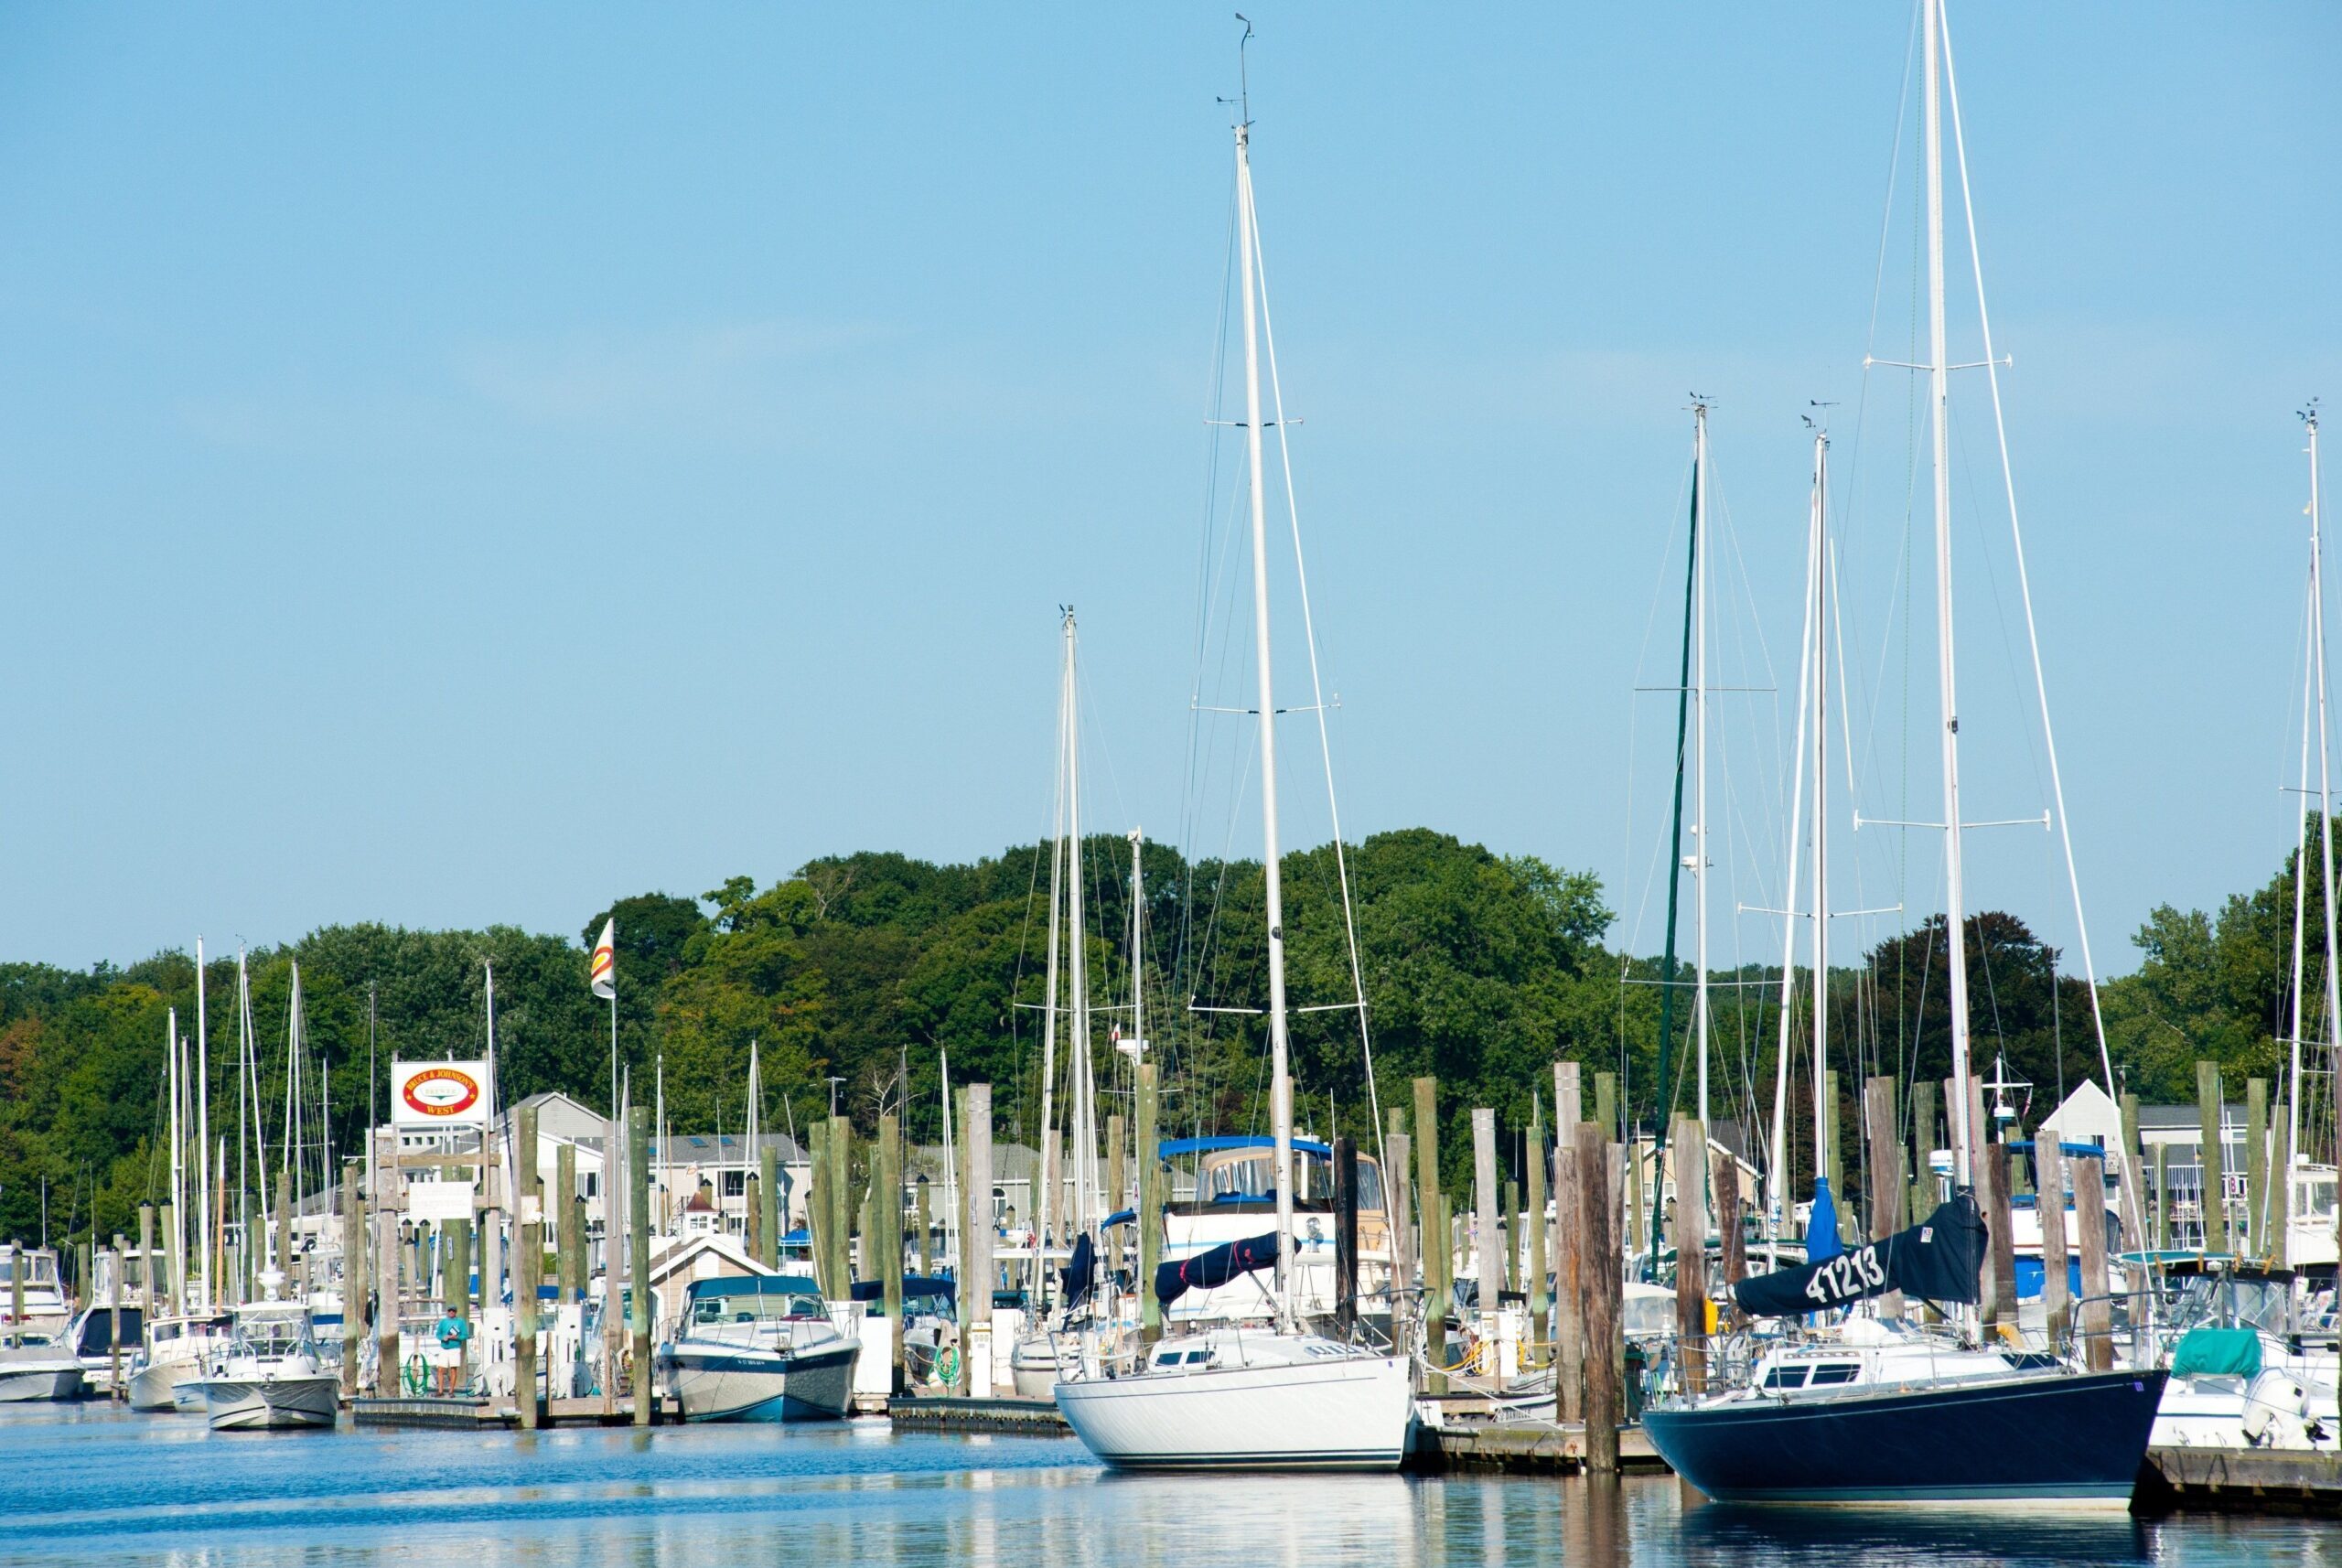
1055;1351;1413;1470
664;1340;858;1422
0;1364;85;1402
201;1375;339;1431
128;1359;207;1412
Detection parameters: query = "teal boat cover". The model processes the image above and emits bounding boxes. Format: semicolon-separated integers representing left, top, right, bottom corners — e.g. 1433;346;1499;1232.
2170;1326;2261;1379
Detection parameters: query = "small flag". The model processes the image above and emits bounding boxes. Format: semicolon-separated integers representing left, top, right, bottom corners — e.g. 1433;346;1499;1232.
590;918;617;1001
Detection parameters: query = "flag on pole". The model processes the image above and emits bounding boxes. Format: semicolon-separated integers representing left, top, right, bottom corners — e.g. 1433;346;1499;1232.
590;918;617;1001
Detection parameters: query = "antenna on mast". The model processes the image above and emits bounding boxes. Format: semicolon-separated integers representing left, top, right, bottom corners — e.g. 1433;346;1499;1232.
1226;14;1254;125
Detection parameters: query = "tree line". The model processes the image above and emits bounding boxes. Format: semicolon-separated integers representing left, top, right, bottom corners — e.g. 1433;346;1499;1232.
0;822;2331;1251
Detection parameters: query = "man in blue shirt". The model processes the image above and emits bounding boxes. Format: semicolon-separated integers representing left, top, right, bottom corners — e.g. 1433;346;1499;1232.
434;1306;472;1396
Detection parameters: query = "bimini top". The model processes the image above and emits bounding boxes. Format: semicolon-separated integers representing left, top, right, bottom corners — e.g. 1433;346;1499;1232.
848;1275;957;1305
1157;1135;1333;1161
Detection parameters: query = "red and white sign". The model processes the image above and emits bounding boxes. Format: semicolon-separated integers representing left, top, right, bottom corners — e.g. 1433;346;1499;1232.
393;1060;489;1126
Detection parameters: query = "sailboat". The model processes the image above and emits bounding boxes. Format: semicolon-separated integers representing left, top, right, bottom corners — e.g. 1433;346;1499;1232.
1051;57;1413;1472
1643;0;2165;1506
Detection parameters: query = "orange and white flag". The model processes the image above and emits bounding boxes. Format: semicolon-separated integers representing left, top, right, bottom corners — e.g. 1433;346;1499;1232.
590;918;617;1001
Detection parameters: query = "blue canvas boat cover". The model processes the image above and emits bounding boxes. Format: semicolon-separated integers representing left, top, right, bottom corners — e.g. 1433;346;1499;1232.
1735;1193;1988;1317
1805;1176;1844;1263
1154;1231;1279;1305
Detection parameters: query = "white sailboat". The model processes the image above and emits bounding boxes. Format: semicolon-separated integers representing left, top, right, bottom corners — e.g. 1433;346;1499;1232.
1053;60;1412;1471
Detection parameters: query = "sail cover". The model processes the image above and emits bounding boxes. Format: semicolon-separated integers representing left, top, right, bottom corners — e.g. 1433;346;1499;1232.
1735;1193;1988;1318
1061;1232;1098;1310
1154;1231;1279;1306
1805;1176;1843;1262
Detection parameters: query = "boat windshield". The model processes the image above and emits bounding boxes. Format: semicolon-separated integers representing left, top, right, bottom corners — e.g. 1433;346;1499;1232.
1196;1152;1384;1210
691;1293;825;1326
234;1319;313;1358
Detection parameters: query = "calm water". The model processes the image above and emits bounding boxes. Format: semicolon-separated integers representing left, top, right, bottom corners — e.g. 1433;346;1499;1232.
0;1404;2333;1568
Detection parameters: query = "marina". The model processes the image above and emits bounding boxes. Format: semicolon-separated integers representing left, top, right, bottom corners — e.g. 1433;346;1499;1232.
0;2;2337;1563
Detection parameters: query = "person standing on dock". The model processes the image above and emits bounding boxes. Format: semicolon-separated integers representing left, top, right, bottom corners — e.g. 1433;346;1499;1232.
433;1305;471;1396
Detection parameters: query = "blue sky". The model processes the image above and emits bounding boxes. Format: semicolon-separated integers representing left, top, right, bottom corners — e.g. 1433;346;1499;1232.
0;5;2334;975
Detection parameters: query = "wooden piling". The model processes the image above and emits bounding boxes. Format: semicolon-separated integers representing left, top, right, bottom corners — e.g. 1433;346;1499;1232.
341;1165;363;1401
1574;1122;1620;1473
108;1245;123;1400
1413;1078;1446;1391
1553;1143;1584;1423
2072;1151;2113;1371
555;1142;578;1304
2197;1061;2228;1253
1909;1077;1939;1223
953;1087;972;1395
1526;1102;1549;1366
374;1128;402;1395
1983;1145;2017;1328
1384;1111;1412;1366
2269;1093;2292;1266
2038;1135;2071;1345
1823;1069;1848;1242
916;1173;933;1278
1593;1072;1617;1141
808;1121;833;1294
2247;1078;2270;1261
1472;1109;1501;1322
965;1084;994;1393
1864;1076;1906;1316
6;1242;19;1330
628;1105;652;1425
275;1168;294;1283
1105;1112;1127;1279
745;1172;763;1263
1671;1117;1706;1396
828;1115;854;1295
515;1104;539;1427
879;1112;905;1391
1504;1176;1521;1297
1139;1064;1161;1344
1711;1146;1744;1319
759;1146;780;1271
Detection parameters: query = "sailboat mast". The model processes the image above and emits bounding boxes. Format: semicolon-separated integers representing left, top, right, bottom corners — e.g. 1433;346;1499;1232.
167;1005;183;1310
1764;473;1815;1238
1810;428;1832;1189
1236;117;1296;1316
2308;405;2341;1240
1068;621;1092;1238
1693;403;1713;1130
2287;562;2315;1242
1130;826;1145;1219
1037;613;1069;1269
196;938;210;1308
1925;0;1978;1192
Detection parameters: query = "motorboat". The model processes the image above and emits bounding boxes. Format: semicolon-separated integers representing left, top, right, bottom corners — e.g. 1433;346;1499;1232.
655;1275;859;1422
128;1312;235;1412
0;1247;71;1338
0;1332;87;1402
196;1298;339;1431
2151;1264;2339;1453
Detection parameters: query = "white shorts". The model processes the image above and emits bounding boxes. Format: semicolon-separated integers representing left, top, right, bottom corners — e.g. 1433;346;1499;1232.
432;1344;466;1369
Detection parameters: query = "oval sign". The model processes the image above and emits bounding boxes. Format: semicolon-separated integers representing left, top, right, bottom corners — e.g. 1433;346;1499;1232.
403;1067;481;1118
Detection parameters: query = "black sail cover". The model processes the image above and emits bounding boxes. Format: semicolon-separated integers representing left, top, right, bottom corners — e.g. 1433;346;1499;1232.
1734;1194;1989;1318
1155;1231;1279;1306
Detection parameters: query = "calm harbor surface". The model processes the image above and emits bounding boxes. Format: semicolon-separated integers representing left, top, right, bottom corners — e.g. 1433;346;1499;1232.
0;1405;2328;1568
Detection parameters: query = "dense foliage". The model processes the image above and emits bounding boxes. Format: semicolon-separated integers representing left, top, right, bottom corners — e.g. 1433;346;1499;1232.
0;822;2329;1252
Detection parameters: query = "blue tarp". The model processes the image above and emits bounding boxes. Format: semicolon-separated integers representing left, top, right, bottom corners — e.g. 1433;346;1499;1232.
1155;1231;1279;1305
2013;1256;2084;1303
1061;1233;1097;1309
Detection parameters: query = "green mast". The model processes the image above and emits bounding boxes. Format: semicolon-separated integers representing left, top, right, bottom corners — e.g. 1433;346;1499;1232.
1648;423;1700;1266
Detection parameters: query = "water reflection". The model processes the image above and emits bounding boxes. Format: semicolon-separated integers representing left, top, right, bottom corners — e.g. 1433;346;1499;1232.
0;1408;2335;1568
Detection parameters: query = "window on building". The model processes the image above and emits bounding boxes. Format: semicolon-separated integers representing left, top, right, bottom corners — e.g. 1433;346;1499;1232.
722;1170;747;1198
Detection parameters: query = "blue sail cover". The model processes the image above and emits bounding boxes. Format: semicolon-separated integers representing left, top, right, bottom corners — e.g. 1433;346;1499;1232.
1805;1176;1843;1263
1735;1193;1989;1318
1061;1232;1098;1309
1154;1231;1279;1305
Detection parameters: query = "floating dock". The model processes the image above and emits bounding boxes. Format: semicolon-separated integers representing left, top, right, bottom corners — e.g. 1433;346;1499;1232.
1410;1419;1666;1475
2140;1446;2342;1516
349;1394;679;1429
887;1395;1070;1434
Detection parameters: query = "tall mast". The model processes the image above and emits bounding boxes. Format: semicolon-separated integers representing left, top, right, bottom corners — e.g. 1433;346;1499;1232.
1037;610;1071;1273
1129;826;1145;1219
1649;420;1701;1262
167;1005;183;1312
1068;615;1092;1239
2287;565;2315;1253
1693;403;1713;1131
1764;457;1816;1238
2309;404;2341;1258
1236;114;1295;1319
1925;0;1978;1193
195;937;210;1308
1809;428;1832;1199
